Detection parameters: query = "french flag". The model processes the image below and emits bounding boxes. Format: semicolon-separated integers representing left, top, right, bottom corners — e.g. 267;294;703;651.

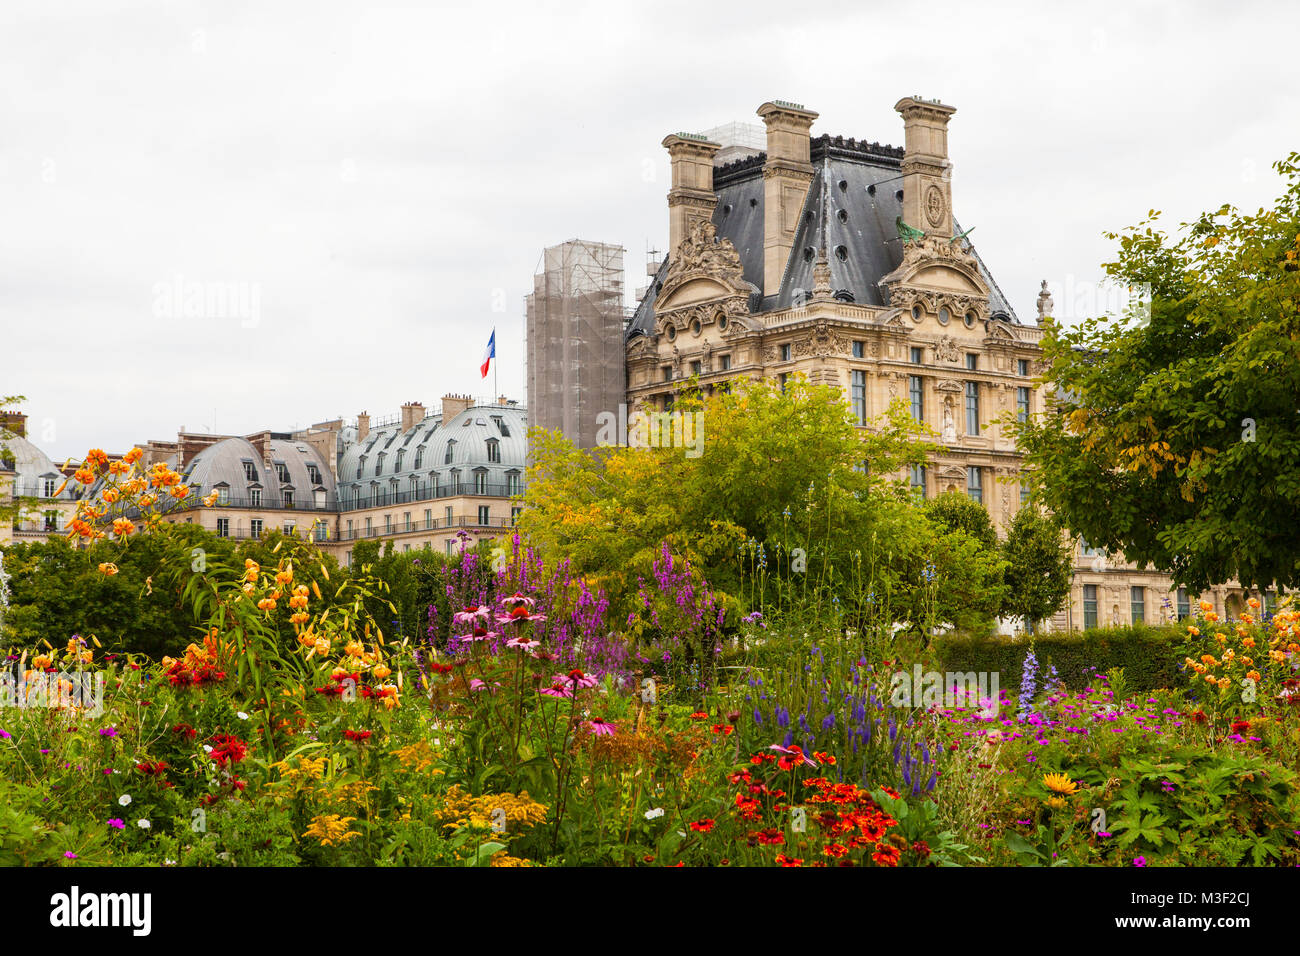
480;329;496;379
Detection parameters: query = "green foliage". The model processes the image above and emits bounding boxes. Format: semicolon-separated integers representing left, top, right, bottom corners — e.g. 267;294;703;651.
934;623;1185;693
1000;506;1074;631
1014;152;1300;592
924;489;997;551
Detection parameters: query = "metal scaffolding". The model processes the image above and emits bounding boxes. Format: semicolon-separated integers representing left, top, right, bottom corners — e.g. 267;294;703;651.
525;240;625;450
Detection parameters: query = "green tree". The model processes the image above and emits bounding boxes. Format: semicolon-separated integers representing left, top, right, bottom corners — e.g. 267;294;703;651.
923;489;998;551
1001;505;1074;633
1014;152;1300;592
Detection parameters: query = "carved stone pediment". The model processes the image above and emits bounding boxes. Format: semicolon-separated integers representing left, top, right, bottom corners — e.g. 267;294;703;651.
934;378;964;393
794;320;850;358
936;465;968;481
656;219;750;311
880;233;992;321
985;321;1016;342
878;308;910;330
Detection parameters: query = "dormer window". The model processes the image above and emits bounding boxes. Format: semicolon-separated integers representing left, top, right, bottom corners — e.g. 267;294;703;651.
375;452;385;476
445;440;456;465
307;464;321;485
492;416;510;437
395;449;405;471
356;456;366;480
214;483;230;505
414;446;424;469
486;439;500;464
242;460;259;482
275;462;290;483
473;469;488;495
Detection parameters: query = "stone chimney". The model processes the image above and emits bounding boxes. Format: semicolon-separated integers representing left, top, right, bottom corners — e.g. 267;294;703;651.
401;401;425;433
894;96;957;239
0;410;27;438
757;101;818;297
662;133;721;256
356;411;370;443
441;394;473;422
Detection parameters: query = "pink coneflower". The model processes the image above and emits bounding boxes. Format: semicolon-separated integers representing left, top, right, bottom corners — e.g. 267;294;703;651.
506;635;540;652
457;627;498;643
583;719;617;736
468;678;496;694
540;682;573;698
555;669;598;690
501;592;535;610
452;605;491;625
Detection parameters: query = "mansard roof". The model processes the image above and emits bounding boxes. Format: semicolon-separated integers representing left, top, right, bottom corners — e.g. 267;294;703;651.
628;133;1017;338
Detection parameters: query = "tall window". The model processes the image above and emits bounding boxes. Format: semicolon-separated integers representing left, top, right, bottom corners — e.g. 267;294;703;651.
851;370;866;425
444;441;455;465
1083;584;1098;629
477;505;490;525
965;382;980;435
1017;387;1030;423
250;518;263;538
424;508;432;526
276;462;290;483
967;466;982;504
42;477;56;497
242;461;257;482
910;464;926;496
719;354;731;371
852;341;864;359
445;506;453;525
365;517;372;535
414;447;424;469
283;490;294;508
384;514;391;533
216;485;230;505
506;472;521;496
1020;482;1030;506
690;360;701;376
1017;358;1030;377
395;449;405;471
909;375;923;422
780;343;791;362
486;440;500;463
662;366;672;382
910;346;923;364
404;511;411;531
778;373;789;393
1131;586;1145;624
474;471;488;495
1176;587;1190;620
249;488;262;507
215;518;229;538
965;353;978;371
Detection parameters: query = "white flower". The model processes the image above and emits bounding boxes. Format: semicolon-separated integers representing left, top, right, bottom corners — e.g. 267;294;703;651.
644;807;664;820
118;794;132;806
236;711;249;720
202;745;213;753
164;858;176;866
137;819;151;829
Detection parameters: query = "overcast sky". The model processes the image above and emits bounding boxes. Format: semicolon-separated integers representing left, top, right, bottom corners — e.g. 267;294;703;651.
3;0;1296;461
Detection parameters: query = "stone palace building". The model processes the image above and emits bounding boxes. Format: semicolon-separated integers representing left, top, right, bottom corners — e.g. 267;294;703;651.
617;96;1263;630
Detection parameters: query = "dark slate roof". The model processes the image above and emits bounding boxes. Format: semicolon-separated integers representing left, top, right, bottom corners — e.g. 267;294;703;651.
627;134;1017;339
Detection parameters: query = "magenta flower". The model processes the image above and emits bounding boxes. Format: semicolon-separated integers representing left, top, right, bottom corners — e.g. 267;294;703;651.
506;635;540;652
64;851;78;859
452;605;490;625
108;818;125;830
583;719;617;736
540;682;573;698
99;727;118;738
554;669;598;690
1132;856;1147;867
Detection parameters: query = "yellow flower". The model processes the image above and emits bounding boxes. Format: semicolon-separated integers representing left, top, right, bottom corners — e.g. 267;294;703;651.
1045;795;1069;811
1199;600;1214;613
373;663;392;681
1043;772;1079;795
302;814;360;847
1186;625;1200;636
97;562;119;576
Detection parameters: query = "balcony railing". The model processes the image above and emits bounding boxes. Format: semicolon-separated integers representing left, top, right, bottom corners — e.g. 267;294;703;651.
337;514;516;542
339;482;523;511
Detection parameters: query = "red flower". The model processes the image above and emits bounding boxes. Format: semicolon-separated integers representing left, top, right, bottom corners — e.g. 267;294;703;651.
823;843;849;858
711;725;734;736
171;723;196;739
1230;720;1251;734
872;844;901;867
775;854;803;867
690;712;709;721
689;819;715;833
813;751;836;766
208;733;249;767
344;729;372;742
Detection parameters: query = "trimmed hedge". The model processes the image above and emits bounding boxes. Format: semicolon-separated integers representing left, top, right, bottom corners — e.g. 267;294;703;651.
933;623;1185;694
